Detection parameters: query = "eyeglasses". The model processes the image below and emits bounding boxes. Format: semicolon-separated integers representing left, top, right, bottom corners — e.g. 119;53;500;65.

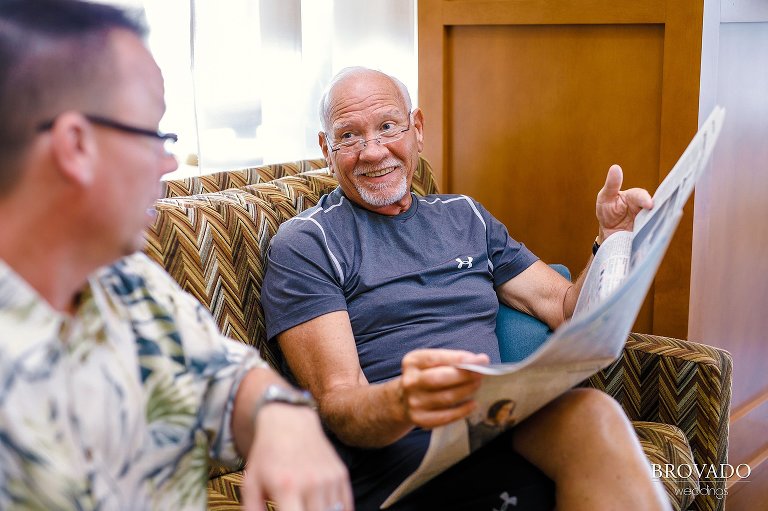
38;114;178;154
326;117;411;156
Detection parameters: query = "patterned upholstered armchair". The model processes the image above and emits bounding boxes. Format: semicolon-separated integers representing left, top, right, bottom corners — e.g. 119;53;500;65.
144;157;732;511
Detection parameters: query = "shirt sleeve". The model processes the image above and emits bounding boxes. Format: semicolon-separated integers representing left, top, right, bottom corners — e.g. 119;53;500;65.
136;254;267;466
261;219;349;341
474;199;539;287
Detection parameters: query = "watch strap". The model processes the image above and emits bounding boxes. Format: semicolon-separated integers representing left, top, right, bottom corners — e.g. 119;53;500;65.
592;235;601;256
252;384;317;423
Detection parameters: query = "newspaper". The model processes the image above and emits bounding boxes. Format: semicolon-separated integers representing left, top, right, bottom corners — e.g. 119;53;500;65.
381;106;726;508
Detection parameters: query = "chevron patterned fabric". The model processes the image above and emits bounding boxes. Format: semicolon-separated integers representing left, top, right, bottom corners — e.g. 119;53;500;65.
584;333;732;511
634;421;697;510
206;472;245;509
161;159;327;198
143;157;731;511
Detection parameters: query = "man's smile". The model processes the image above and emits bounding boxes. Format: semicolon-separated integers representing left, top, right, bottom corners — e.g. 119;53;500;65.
358;165;397;178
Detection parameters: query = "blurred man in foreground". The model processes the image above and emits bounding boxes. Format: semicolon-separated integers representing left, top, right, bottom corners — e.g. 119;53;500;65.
0;2;351;510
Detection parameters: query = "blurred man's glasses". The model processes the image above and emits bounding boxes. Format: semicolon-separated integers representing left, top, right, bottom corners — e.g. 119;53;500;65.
38;114;178;155
326;116;411;156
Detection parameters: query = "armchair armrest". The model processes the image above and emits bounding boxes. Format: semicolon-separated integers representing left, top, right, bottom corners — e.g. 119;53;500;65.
584;333;732;510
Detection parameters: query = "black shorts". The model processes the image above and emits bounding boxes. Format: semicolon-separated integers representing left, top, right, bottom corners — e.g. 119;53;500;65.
334;428;555;511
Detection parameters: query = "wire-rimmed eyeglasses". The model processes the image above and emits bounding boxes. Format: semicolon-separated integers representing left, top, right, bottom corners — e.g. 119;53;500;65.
38;114;178;155
326;116;411;156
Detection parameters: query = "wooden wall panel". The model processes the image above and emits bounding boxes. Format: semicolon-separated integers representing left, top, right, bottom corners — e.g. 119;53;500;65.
691;3;768;504
419;0;704;337
691;15;768;411
446;25;663;333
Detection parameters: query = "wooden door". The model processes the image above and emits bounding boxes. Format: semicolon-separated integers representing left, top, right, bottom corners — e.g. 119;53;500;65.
419;0;705;337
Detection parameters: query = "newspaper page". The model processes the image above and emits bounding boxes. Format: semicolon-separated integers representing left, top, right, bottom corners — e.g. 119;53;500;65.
571;231;632;318
381;106;726;508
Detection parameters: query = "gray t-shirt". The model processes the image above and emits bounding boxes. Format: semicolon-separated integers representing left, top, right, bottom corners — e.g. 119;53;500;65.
262;187;538;384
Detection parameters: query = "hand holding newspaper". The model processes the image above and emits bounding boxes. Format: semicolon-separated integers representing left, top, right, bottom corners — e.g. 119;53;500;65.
381;106;726;508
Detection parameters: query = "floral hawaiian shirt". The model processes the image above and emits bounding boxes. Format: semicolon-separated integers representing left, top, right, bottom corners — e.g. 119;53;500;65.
0;253;266;510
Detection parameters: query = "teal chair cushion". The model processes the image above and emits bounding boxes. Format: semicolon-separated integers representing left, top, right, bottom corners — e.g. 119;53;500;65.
496;264;571;363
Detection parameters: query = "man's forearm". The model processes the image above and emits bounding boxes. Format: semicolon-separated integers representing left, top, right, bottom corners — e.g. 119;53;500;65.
562;252;594;321
276;311;422;449
232;366;302;456
318;376;415;448
232;366;353;510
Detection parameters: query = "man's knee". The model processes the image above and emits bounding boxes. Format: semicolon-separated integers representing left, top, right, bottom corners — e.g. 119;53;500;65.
512;389;637;479
555;388;633;438
517;388;631;446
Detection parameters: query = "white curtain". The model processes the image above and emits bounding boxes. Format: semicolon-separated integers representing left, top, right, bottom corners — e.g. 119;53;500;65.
132;0;417;175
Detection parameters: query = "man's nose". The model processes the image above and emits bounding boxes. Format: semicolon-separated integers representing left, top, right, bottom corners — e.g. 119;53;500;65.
160;152;179;177
358;138;388;161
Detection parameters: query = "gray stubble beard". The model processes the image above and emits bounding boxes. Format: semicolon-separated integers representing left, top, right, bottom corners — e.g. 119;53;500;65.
355;171;409;207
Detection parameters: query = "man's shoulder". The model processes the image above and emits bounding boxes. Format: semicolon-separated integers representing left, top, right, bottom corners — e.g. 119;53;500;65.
416;193;488;217
418;192;475;203
102;252;171;279
97;252;183;300
96;253;223;333
274;188;350;237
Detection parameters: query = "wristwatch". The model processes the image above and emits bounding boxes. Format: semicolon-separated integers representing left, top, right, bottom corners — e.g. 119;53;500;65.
252;384;317;422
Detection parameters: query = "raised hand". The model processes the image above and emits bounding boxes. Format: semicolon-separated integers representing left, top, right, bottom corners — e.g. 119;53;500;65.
595;164;654;242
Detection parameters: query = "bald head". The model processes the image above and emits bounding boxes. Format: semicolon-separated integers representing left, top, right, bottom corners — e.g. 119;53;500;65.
319;67;412;133
316;66;424;215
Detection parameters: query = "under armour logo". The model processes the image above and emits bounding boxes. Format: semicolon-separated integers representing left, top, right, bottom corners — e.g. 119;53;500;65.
493;491;517;511
455;256;473;269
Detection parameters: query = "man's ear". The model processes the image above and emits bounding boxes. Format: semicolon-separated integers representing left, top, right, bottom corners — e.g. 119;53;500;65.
49;111;98;187
318;131;333;172
412;108;425;153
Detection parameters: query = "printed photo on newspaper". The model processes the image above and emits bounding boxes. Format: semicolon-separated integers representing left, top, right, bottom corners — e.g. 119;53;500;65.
381;105;726;509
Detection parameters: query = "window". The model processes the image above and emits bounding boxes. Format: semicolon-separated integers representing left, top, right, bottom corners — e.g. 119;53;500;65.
97;0;417;177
